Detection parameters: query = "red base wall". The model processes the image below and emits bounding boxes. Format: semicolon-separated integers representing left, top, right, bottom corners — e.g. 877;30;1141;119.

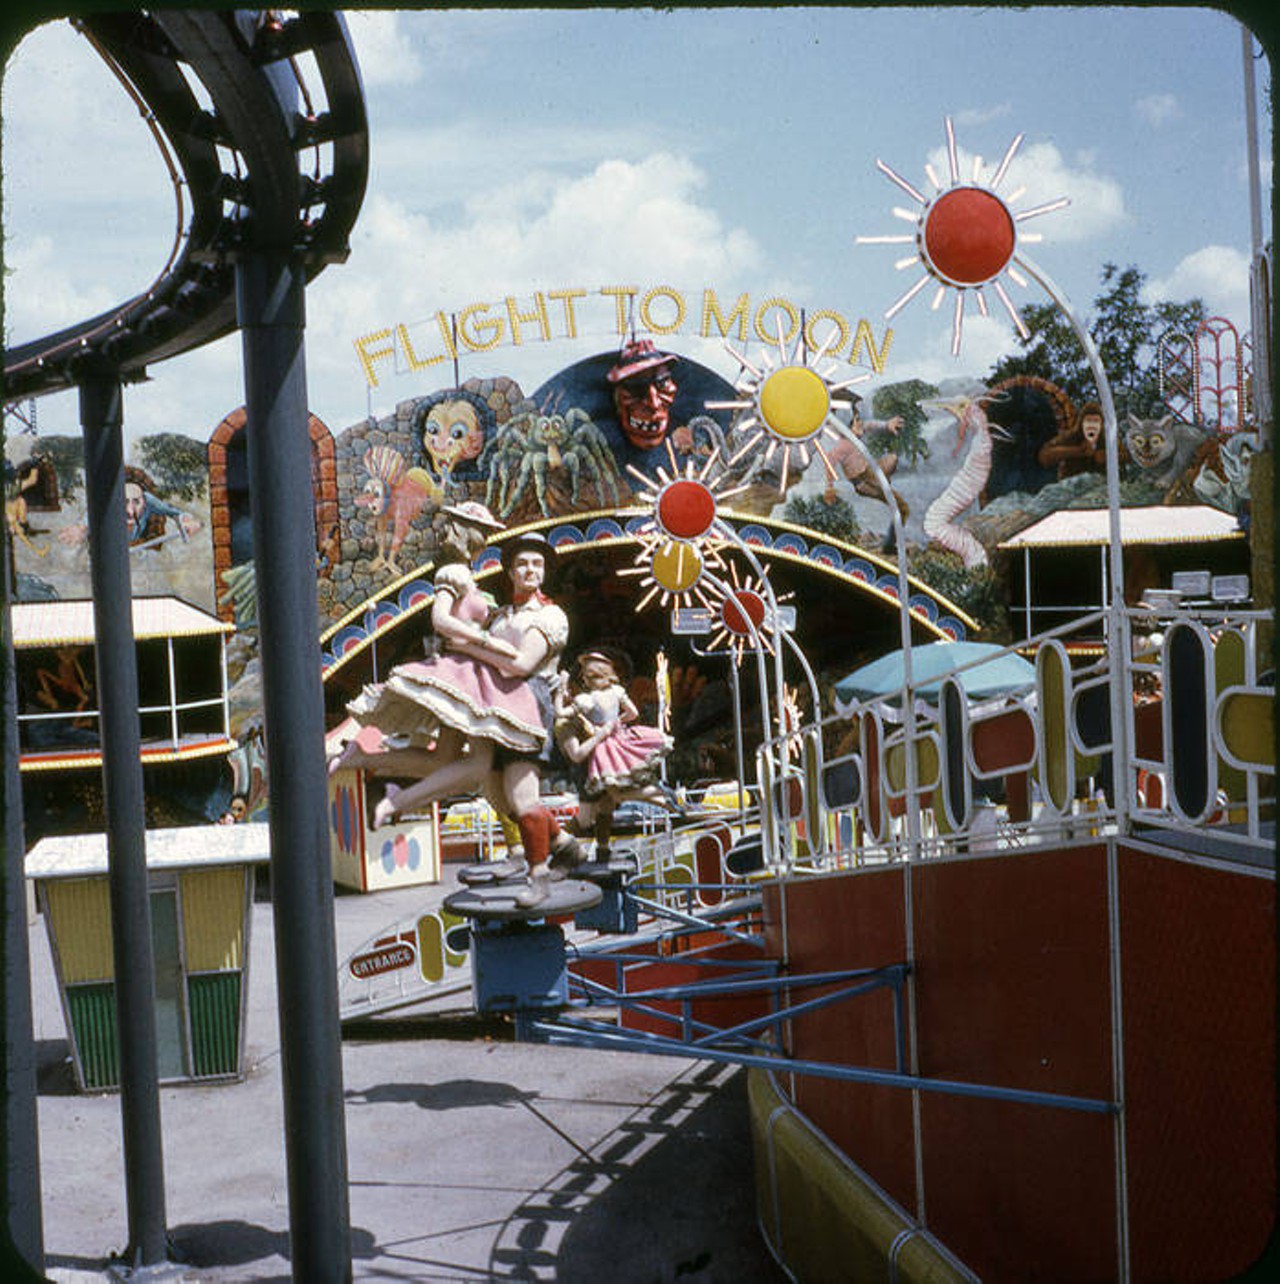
764;842;1275;1282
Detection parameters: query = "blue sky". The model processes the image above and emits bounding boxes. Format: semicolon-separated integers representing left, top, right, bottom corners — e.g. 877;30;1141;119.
2;6;1271;445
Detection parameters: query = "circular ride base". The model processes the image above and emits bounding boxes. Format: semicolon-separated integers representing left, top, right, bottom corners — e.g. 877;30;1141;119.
444;879;602;1014
444;878;602;923
456;857;529;887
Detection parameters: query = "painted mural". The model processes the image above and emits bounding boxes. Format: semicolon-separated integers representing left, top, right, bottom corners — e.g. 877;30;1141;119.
7;347;1255;637
6;438;215;611
5;335;1258;837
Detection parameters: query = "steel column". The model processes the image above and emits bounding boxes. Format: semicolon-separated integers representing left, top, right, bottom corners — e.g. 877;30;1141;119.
235;250;352;1282
2;500;44;1272
80;364;169;1268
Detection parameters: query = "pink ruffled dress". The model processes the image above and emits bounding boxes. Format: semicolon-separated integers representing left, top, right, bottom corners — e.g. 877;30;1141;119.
575;683;672;798
346;565;546;754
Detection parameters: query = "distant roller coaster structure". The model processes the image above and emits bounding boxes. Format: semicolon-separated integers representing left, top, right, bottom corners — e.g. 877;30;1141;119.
3;8;368;401
3;11;370;1280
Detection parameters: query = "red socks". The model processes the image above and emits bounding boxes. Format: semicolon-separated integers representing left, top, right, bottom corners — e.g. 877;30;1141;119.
517;807;553;866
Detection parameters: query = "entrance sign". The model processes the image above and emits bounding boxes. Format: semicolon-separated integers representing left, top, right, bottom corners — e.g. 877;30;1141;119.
671;607;714;636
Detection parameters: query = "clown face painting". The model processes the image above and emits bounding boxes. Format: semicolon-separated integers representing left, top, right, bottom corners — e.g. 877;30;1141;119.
420;396;486;479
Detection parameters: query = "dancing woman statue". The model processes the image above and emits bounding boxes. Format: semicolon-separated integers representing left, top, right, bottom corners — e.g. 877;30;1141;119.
331;516;582;897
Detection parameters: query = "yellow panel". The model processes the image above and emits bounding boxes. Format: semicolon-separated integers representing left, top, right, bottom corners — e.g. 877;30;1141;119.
757;749;777;859
748;1068;973;1282
1036;645;1072;812
417;914;447;984
43;878;114;984
1214;631;1249;800
916;735;940;790
1220;692;1276;770
885;735;939;794
885;741;905;793
439;908;469;969
180;866;246;972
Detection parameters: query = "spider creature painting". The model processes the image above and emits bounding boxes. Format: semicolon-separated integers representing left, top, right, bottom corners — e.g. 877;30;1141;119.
479;405;624;519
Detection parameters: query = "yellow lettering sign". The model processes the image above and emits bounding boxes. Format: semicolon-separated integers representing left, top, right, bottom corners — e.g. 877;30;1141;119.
396;322;447;372
850;318;894;374
754;297;801;348
434;311;458;361
701;289;750;342
353;328;395;388
600;285;640;334
639;285;687;335
351;285;894;388
803;310;851;359
457;303;504;352
548;287;587;339
505;292;552;346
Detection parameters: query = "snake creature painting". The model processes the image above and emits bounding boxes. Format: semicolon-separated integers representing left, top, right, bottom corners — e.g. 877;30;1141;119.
922;393;1010;569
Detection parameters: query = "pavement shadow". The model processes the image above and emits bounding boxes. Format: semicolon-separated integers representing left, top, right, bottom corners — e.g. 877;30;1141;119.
168;1219;380;1275
343;1010;515;1043
346;1077;540;1112
490;1063;786;1283
35;1038;78;1096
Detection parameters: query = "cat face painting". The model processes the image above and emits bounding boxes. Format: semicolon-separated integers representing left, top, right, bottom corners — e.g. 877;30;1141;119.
1123;414;1207;490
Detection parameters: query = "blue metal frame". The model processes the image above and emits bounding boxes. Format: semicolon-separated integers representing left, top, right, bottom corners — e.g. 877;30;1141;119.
512;874;1117;1118
526;1013;1116;1115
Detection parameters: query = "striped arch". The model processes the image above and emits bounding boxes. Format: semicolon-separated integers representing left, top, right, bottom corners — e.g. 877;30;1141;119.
320;509;974;680
208;407;339;623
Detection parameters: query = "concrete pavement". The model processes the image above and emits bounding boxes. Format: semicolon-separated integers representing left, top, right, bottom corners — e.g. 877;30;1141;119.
27;870;786;1282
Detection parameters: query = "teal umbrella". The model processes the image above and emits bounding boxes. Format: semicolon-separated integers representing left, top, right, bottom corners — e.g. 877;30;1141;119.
834;641;1035;706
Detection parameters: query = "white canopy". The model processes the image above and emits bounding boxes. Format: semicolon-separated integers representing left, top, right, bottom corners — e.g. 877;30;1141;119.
998;505;1243;550
12;595;231;647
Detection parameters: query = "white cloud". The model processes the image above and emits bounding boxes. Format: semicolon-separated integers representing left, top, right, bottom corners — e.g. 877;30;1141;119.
907;313;1021;390
331;153;763;332
3;22;171;204
954;104;1014;128
343;11;425;88
1135;93;1180;127
2;234;119;341
927;139;1126;244
301;152;765;422
1144;245;1252;324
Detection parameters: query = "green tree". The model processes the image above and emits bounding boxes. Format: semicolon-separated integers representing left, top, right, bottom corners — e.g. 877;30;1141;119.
987;262;1206;419
136;432;208;501
868;378;938;466
34;434;85;502
783;493;859;542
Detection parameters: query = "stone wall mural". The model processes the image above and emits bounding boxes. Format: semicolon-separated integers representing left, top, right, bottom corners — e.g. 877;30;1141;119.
7;339;1255;834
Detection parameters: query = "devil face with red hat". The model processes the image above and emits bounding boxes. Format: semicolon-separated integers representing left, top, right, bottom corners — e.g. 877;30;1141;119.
606;338;680;450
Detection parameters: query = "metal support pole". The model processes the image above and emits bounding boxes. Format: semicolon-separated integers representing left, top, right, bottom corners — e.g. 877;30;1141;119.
727;657;747;830
2;503;44;1273
235;250;352;1283
80;364;169;1268
1018;255;1130;834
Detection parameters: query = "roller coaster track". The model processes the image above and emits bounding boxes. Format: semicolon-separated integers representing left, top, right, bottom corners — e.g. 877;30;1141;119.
3;9;368;402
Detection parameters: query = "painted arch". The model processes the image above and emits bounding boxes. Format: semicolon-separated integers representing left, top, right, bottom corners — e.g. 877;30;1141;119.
319;509;975;681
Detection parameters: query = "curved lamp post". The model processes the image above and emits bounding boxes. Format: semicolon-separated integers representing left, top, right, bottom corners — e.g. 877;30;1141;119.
857;117;1129;834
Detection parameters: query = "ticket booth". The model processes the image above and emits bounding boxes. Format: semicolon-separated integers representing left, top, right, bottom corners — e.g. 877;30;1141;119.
26;823;269;1092
12;596;237;842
